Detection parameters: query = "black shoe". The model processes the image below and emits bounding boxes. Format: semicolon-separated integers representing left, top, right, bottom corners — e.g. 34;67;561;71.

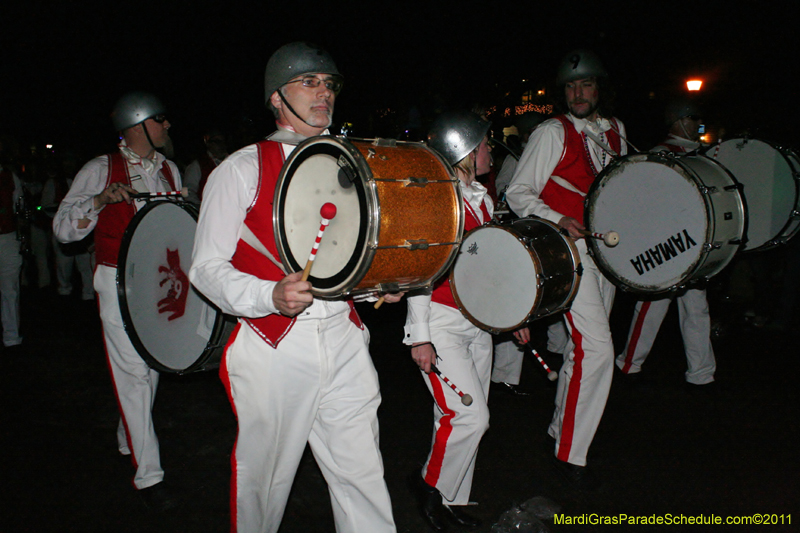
491;381;533;397
409;471;449;531
444;504;481;528
138;482;179;512
552;458;600;491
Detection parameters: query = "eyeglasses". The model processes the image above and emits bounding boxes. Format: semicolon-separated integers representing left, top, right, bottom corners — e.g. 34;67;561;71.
151;114;168;124
285;75;343;94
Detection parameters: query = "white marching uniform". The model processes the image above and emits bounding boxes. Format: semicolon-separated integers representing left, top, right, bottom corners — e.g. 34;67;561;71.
507;114;626;466
404;181;493;505
616;135;716;385
53;147;181;489
0;165;24;348
189;130;396;533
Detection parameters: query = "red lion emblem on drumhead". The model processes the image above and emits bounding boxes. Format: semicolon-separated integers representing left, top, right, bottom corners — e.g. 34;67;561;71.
158;248;189;321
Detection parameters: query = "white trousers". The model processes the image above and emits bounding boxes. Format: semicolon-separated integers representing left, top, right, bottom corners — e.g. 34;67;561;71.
0;232;23;346
95;265;163;489
422;304;491;505
491;337;523;385
53;234;94;299
222;315;396;533
548;241;615;466
616;289;715;384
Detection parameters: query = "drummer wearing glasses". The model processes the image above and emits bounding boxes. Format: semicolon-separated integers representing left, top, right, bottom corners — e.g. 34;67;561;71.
52;92;182;511
189;42;398;533
506;49;627;490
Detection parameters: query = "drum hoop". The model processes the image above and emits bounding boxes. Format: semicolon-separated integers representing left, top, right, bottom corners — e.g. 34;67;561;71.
117;200;214;374
273;136;380;297
585;152;743;294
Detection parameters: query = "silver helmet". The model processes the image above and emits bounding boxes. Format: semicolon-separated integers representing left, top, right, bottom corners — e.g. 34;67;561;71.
556;49;608;86
427;111;491;165
264;42;341;102
111;92;166;131
665;98;701;126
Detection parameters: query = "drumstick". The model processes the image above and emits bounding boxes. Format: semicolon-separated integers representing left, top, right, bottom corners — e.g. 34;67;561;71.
525;343;559;381
374;296;385;309
301;203;337;282
430;364;473;406
579;229;619;247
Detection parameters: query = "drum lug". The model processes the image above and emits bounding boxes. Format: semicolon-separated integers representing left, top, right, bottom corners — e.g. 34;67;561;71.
378;282;401;293
576;263;584;276
402;239;429;250
699;185;717;195
705;242;722;251
404;177;429;187
724;183;744;192
728;238;743;245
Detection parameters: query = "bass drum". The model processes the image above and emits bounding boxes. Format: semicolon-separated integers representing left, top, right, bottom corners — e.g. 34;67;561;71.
585;152;746;295
117;200;236;374
705;138;800;251
450;217;581;334
274;136;463;297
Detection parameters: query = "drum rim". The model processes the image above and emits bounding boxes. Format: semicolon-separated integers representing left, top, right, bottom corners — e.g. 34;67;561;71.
450;217;581;333
116;200;222;374
703;137;800;252
585;152;745;294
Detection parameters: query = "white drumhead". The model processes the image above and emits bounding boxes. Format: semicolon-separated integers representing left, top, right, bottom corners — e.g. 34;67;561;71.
588;158;709;292
452;226;539;330
282;142;363;279
119;201;221;372
710;139;797;250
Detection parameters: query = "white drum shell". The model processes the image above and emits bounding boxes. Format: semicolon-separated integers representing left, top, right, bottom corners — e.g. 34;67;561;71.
586;153;745;294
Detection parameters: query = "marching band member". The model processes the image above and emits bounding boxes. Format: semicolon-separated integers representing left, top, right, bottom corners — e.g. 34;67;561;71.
616;99;716;386
0;139;24;352
53;93;181;510
189;42;398;533
405;110;529;531
506;49;627;490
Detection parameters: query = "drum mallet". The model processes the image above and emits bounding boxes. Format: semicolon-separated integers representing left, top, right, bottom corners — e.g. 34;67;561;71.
132;187;190;200
301;202;337;282
430;363;474;406
579;229;619;247
526;343;559;381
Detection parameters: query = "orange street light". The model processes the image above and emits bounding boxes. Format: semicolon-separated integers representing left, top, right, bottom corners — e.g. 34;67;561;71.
687;79;703;91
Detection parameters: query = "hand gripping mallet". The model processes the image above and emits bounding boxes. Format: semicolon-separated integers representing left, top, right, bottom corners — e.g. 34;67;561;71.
579;229;619;247
526;343;559;381
301;203;337;282
430;364;473;406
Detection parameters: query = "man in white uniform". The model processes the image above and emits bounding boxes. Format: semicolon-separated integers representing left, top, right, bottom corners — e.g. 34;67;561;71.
0;139;24;352
616;99;716;386
190;42;399;533
506;49;627;489
53;92;181;510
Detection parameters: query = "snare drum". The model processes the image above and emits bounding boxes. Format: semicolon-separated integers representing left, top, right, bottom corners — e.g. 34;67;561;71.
449;217;581;334
705;138;800;251
585;152;746;295
274;137;463;297
117;200;235;374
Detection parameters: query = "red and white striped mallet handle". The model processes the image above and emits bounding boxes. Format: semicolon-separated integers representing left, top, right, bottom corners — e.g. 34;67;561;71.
301;203;337;282
526;343;559;381
430;364;473;406
131;187;189;200
579;229;619;247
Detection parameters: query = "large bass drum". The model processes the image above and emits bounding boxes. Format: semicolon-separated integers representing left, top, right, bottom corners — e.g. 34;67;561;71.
705;138;800;251
449;217;581;334
585;152;746;295
117;200;236;374
274;137;463;297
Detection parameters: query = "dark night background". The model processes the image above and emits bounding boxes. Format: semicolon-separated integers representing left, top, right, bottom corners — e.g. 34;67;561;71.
3;1;797;161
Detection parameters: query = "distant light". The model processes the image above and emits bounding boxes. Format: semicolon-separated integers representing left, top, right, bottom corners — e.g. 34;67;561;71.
686;79;703;91
46;144;53;149
537;89;545;96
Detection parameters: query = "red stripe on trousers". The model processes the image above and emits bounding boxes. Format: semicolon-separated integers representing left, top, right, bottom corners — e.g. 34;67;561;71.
424;372;456;488
557;312;585;463
219;323;241;533
622;301;651;373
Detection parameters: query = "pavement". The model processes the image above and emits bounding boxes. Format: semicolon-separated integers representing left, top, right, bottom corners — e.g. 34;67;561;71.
3;286;797;532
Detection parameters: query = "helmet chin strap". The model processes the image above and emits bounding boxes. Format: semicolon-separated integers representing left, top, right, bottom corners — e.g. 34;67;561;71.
278;88;331;129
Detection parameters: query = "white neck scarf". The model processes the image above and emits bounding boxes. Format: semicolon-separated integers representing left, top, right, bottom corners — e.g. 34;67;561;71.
118;139;158;175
